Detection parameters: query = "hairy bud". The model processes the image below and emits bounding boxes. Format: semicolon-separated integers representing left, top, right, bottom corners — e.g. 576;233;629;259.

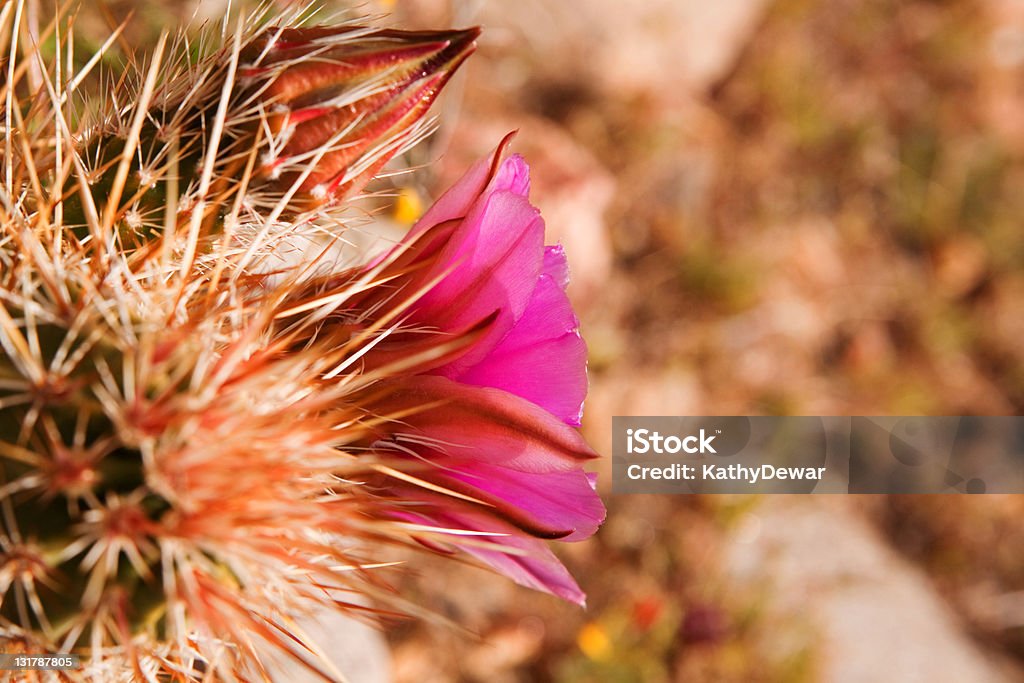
243;26;480;204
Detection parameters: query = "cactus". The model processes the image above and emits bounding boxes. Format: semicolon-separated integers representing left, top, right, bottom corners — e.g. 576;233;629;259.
1;3;603;679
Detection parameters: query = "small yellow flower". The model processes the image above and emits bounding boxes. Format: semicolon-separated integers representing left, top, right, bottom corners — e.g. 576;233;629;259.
577;622;613;661
394;186;424;225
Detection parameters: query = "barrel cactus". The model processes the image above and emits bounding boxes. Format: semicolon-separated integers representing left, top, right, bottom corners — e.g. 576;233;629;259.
0;3;604;679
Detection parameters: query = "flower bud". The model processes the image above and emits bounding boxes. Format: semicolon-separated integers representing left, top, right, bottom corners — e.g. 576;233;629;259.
242;26;480;205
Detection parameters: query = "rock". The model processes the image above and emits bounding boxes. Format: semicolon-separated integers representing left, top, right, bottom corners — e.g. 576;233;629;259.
725;499;1016;683
466;0;769;98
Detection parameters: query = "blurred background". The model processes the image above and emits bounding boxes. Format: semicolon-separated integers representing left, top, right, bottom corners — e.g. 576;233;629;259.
57;0;1024;680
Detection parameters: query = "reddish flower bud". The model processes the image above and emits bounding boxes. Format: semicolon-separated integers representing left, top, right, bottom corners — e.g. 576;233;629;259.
241;26;480;205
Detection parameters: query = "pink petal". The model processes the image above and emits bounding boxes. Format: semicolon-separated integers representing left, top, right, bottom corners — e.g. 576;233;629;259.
491;154;531;197
436;462;602;541
454;245;587;425
364;376;604;539
407;135;525;239
408;155;491;237
543;244;571;290
413;190;545;374
367;376;597;467
393;506;587;605
456;520;587;606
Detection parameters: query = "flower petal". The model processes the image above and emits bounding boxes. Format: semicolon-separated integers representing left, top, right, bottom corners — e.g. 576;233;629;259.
464;532;586;606
411;191;545;373
364;375;597;465
454;245;587;425
362;376;604;540
408;134;522;236
393;506;587;605
434;462;602;540
543;244;571;290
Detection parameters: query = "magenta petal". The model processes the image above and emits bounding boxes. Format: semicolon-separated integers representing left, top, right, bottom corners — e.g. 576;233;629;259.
371;376;598;468
543;244;571;290
459;524;587;606
396;507;587;605
455;271;587;425
489;154;531;197
407;139;528;239
408;154;492;238
454;245;586;424
438;462;603;541
414;191;545;373
366;376;603;538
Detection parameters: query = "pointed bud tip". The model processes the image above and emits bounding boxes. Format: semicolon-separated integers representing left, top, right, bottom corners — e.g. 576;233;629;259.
446;26;482;55
414;26;480;82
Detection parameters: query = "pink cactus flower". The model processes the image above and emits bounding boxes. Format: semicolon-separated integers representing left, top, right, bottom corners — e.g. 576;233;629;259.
351;137;605;604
